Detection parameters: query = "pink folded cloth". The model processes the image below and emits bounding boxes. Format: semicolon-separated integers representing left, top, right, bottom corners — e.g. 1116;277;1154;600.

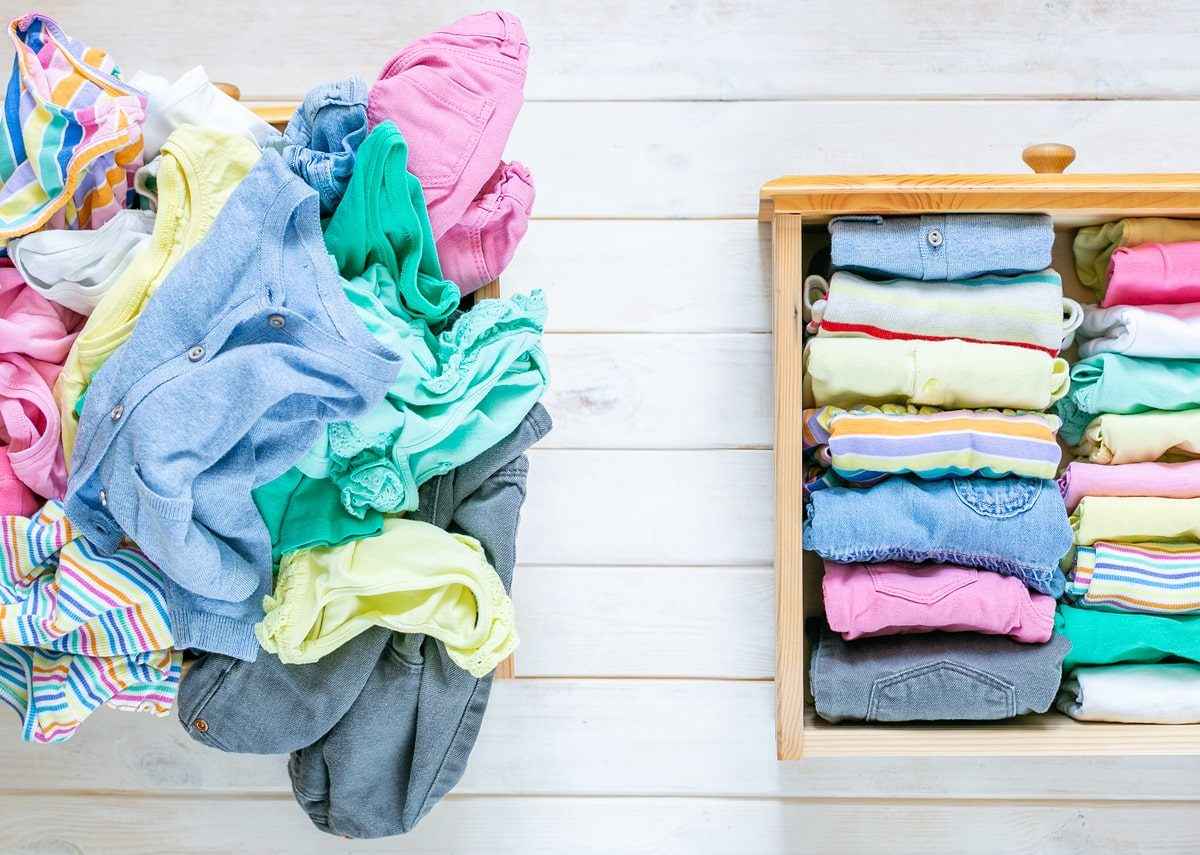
1104;241;1200;307
0;268;81;502
822;561;1056;644
0;268;82;363
1058;460;1200;513
367;11;529;240
0;452;39;516
437;161;534;296
0;353;69;500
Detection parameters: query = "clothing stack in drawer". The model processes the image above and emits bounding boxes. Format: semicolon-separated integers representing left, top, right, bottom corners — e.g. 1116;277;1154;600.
802;214;1078;724
1052;220;1200;724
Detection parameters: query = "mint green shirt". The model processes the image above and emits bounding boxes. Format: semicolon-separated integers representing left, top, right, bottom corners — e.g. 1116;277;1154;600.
1057;353;1200;445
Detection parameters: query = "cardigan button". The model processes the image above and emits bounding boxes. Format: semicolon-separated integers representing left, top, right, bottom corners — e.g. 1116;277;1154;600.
927;229;943;247
193;718;209;733
268;314;286;328
109;404;124;421
187;345;205;362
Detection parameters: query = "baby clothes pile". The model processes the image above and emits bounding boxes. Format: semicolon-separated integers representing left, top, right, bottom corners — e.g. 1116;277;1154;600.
0;10;546;840
801;214;1079;723
1052;220;1200;723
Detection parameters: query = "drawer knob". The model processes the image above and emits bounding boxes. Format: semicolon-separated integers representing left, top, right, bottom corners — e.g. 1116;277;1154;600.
1022;143;1076;174
213;81;242;101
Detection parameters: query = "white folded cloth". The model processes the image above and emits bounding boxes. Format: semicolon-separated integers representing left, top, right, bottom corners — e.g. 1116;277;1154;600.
1057;663;1200;723
1079;303;1200;359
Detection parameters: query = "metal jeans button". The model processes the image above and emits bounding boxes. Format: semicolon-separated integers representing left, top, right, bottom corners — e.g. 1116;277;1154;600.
187;345;205;362
109;404;124;421
927;229;943;247
268;314;285;328
193;718;209;733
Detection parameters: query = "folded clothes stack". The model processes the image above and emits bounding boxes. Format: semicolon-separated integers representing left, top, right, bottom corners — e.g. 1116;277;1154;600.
1047;217;1200;723
804;213;1075;723
0;10;546;840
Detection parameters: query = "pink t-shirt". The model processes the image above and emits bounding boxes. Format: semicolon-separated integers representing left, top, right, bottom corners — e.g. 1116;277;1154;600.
822;561;1056;644
0;268;82;501
1105;241;1200;307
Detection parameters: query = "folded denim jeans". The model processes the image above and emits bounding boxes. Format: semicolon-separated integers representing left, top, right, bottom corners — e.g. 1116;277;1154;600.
810;624;1069;722
178;404;550;837
828;214;1054;280
804;476;1073;597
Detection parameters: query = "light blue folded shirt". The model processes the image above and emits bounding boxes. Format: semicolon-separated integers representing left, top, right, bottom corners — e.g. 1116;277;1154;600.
829;214;1054;280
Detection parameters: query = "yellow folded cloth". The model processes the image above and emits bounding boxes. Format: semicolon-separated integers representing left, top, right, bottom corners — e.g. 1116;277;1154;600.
805;337;1069;410
1071;496;1200;546
1077;409;1200;465
255;518;516;677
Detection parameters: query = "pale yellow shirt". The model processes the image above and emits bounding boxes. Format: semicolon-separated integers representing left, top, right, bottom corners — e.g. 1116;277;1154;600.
56;125;260;464
1072;496;1200;546
255;517;517;678
805;337;1070;411
1078;409;1200;465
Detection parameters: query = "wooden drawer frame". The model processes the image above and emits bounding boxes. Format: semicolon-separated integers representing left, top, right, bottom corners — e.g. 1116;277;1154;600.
761;155;1200;759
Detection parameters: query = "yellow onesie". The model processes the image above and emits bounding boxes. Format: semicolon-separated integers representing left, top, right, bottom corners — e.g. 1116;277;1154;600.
56;126;260;463
255;517;517;678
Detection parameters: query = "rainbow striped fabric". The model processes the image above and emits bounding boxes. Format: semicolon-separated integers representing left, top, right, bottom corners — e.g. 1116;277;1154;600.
0;500;178;742
0;646;179;743
0;13;146;244
803;405;1062;484
1069;541;1200;615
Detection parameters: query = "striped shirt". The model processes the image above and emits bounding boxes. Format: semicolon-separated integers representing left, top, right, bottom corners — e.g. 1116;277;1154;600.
0;645;179;743
803;405;1062;484
0;501;174;656
0;13;146;243
1070;541;1200;615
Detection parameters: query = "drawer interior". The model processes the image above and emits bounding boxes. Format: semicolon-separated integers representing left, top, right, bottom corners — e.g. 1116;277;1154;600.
783;216;1200;758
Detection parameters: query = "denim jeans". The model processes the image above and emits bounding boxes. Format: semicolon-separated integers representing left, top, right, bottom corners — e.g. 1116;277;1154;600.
177;403;551;837
810;624;1070;722
803;475;1072;597
273;77;369;216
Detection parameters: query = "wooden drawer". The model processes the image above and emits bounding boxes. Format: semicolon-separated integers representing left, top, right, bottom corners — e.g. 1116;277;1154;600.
761;145;1200;759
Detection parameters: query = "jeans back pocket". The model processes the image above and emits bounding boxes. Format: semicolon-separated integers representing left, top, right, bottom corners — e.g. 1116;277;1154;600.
866;661;1016;721
868;563;978;605
952;476;1040;519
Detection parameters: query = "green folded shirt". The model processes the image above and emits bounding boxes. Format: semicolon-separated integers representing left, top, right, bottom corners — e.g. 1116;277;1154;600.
1057;605;1200;670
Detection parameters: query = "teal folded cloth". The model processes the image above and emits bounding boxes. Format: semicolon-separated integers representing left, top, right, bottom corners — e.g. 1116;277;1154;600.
1057;353;1200;445
1057;605;1200;670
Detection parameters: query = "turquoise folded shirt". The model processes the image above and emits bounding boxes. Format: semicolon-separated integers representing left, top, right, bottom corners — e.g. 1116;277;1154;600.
1057;353;1200;445
1057;605;1200;670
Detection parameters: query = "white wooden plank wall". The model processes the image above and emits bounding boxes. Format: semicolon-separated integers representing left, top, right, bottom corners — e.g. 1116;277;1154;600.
3;1;1200;852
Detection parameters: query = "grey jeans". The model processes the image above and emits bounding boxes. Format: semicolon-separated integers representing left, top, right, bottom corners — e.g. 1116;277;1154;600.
177;403;551;837
810;624;1069;723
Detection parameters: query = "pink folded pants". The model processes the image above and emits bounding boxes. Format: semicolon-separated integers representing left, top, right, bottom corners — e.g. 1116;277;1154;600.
822;561;1056;644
